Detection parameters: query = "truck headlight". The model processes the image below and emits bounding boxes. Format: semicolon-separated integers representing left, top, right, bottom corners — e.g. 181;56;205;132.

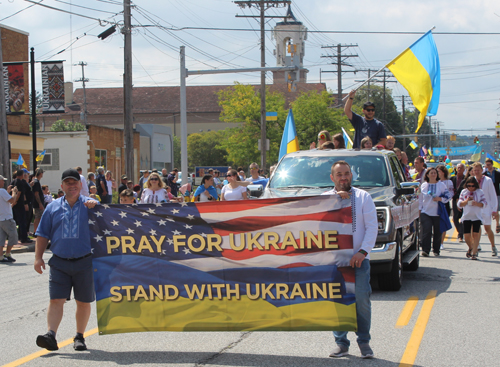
377;208;390;233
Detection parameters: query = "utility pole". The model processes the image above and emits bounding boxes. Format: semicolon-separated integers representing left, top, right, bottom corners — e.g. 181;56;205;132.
0;27;10;179
75;61;89;127
354;69;379;101
321;44;358;106
30;47;37;172
123;0;134;181
235;0;290;171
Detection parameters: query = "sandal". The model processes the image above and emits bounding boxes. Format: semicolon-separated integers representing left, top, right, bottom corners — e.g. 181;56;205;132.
496;226;500;234
471;253;478;260
466;250;472;258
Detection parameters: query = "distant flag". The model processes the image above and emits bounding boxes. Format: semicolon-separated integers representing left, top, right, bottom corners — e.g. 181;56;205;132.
409;140;418;149
419;145;428;157
471;145;482;162
386;30;440;133
279;109;299;161
341;127;353;149
486;153;500;169
16;153;27;169
35;150;46;162
266;112;278;121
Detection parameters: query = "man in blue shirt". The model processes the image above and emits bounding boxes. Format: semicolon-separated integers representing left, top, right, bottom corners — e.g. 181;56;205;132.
34;168;98;352
344;90;387;149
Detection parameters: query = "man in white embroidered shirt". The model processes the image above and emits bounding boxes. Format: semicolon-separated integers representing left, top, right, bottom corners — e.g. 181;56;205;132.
322;160;378;359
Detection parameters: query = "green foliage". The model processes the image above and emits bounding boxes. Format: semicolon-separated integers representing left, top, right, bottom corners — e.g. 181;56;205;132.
50;119;86;132
173;135;181;169
291;90;351;149
187;130;228;170
217;83;287;167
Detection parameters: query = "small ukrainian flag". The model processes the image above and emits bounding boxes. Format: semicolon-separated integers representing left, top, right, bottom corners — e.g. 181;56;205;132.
36;150;46;162
409;140;418;149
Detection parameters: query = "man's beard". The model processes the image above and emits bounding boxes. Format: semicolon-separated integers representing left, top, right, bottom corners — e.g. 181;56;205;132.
337;182;352;192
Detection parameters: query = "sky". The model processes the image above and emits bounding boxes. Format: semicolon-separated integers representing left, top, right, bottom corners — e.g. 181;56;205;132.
1;0;500;138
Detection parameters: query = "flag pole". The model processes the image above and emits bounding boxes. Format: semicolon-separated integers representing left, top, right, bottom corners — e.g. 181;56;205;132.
343;26;436;102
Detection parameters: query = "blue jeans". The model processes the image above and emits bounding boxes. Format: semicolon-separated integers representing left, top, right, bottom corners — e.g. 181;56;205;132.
334;258;371;347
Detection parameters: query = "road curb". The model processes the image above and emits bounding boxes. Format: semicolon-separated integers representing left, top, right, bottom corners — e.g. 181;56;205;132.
9;242;36;254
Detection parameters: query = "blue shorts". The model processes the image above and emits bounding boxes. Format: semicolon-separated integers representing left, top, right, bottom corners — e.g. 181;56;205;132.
48;254;95;303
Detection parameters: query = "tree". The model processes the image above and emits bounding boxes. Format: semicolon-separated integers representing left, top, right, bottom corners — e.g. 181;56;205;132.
173;135;181;169
217;83;287;167
291;90;351;149
50;119;86;132
187;130;228;170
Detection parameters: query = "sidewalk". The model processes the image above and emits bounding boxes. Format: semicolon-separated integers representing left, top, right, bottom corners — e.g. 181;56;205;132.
3;222;36;254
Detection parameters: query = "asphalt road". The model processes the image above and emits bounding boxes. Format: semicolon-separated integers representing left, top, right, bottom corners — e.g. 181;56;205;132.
1;230;499;367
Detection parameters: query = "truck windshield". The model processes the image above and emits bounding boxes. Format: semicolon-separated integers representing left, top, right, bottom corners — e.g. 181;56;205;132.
270;155;390;189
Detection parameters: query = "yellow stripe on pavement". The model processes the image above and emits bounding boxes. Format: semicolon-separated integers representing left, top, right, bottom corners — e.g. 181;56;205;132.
399;290;437;367
3;328;98;367
396;296;419;328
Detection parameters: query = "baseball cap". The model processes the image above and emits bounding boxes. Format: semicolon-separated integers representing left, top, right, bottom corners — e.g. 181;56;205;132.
61;168;81;182
121;175;128;180
0;175;7;181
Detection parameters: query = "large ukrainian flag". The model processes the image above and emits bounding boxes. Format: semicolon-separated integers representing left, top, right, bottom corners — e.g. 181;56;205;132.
279;109;299;160
387;30;440;133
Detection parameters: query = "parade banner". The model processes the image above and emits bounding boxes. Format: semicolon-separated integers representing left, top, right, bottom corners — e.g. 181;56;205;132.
3;63;26;114
432;145;478;157
89;195;357;335
41;61;65;113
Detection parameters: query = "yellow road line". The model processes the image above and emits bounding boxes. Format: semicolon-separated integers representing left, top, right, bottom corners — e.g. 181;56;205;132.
399;290;437;367
3;328;98;367
395;296;419;328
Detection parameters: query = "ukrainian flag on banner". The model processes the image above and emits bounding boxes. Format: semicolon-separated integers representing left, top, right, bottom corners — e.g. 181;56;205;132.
16;153;27;169
279;109;299;160
36;150;46;162
341;127;353;149
387;30;440;133
486;153;500;169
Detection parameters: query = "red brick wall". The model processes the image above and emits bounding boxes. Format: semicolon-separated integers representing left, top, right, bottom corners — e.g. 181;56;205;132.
1;26;30;135
87;125;140;181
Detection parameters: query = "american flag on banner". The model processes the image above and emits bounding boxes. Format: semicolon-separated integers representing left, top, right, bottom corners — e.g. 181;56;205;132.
89;195;356;334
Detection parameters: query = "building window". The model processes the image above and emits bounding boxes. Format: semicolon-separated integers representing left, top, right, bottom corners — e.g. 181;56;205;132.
95;149;107;169
39;153;52;166
116;147;121;159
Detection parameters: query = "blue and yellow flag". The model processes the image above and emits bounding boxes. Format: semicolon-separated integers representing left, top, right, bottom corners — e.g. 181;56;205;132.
279;109;299;161
16;153;27;169
35;150;46;162
341;127;353;149
387;30;440;133
471;145;482;162
486;153;500;169
409;140;418;149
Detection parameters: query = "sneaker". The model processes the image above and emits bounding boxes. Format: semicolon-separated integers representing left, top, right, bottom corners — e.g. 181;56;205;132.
36;332;59;351
3;254;16;262
329;344;349;358
492;247;498;257
433;252;440;256
21;239;34;244
73;334;87;351
359;343;374;359
440;244;444;250
0;257;12;263
421;251;429;257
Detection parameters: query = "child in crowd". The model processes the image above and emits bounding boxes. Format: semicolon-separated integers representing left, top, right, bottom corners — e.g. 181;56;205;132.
119;189;136;204
42;185;53;207
89;185;101;202
166;185;183;203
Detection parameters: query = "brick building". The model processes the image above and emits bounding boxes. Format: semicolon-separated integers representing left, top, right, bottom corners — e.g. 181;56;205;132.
1;24;44;177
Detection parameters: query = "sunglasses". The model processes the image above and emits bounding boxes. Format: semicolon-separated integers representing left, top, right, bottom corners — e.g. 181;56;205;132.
467;185;475;188
226;174;233;177
365;108;375;112
150;178;159;181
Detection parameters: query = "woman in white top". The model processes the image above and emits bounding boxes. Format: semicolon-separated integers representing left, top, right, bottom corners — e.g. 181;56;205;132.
105;170;116;203
458;176;487;260
437;165;454;250
141;172;168;204
419;168;451;256
221;169;248;201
